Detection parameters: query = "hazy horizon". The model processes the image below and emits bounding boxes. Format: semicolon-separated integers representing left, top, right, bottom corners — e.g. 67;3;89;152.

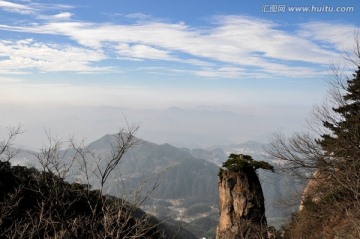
1;102;315;149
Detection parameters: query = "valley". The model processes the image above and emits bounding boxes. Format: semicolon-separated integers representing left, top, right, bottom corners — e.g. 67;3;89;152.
9;134;304;238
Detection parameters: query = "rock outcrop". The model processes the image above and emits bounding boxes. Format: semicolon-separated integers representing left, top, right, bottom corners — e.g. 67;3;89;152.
299;170;323;211
216;161;268;239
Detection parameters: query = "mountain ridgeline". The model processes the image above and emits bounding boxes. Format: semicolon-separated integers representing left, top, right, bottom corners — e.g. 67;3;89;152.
4;134;303;238
86;136;305;238
86;134;219;205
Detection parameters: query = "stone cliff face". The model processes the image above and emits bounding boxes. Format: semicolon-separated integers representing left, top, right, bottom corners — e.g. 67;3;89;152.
299;170;323;211
216;168;268;239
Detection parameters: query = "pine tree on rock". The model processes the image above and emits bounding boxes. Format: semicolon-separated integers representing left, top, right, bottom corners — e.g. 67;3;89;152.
319;65;360;160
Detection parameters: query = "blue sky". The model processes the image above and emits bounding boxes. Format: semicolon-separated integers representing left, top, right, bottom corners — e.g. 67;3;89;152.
0;0;359;147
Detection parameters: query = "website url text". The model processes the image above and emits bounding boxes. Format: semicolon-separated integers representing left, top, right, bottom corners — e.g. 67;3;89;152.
262;5;354;13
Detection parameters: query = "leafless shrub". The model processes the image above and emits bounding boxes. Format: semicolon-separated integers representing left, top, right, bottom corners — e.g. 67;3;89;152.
0;123;173;238
268;36;360;238
0;125;22;168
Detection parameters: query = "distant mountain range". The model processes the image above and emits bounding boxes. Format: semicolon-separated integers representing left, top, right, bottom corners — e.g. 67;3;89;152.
10;135;304;237
1;104;311;153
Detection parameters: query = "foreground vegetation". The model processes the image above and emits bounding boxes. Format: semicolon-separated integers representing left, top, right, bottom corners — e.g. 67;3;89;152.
269;38;360;238
0;126;196;238
0;161;167;238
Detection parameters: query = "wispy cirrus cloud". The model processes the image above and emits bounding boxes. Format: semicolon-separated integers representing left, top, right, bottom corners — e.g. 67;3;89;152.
298;22;358;52
0;0;73;15
0;39;109;73
0;3;358;78
36;12;73;21
117;43;176;61
0;0;35;14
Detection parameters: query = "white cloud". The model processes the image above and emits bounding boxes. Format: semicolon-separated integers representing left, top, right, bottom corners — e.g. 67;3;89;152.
209;16;339;65
125;13;155;21
117;44;175;61
0;0;35;14
0;11;358;77
37;12;73;21
298;22;357;51
195;66;249;78
0;39;109;73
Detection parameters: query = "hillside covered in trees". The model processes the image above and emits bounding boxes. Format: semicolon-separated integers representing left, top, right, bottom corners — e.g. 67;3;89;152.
0;161;167;238
269;41;360;238
0;127;197;239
